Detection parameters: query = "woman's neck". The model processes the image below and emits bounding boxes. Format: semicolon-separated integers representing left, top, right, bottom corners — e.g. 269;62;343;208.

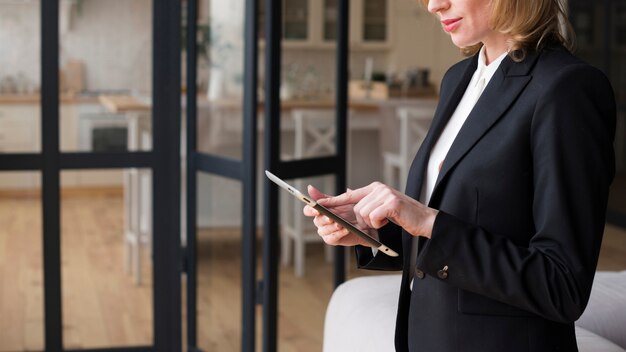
482;34;511;65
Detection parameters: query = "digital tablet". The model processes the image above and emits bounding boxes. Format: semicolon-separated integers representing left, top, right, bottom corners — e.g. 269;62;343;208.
265;170;399;257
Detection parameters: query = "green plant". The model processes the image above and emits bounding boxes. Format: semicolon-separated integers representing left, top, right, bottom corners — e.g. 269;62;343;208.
181;22;211;60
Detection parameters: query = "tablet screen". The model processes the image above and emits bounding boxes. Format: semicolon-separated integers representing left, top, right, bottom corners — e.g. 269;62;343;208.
265;170;399;257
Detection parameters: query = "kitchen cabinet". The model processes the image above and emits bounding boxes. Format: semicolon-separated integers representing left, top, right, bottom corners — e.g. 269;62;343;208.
324;0;389;47
259;0;391;49
284;0;309;40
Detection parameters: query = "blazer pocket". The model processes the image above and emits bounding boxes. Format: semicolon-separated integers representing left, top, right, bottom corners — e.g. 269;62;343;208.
458;289;535;317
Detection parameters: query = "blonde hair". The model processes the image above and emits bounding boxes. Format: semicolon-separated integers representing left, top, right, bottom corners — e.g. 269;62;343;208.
420;0;575;61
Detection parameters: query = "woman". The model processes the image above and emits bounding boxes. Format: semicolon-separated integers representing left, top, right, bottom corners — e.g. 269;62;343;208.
304;0;616;351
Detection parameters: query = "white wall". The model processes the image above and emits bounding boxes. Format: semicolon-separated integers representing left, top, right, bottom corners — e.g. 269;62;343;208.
62;0;152;93
0;3;41;88
0;0;152;94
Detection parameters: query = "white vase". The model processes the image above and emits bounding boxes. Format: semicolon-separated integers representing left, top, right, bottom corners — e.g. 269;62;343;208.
207;69;224;101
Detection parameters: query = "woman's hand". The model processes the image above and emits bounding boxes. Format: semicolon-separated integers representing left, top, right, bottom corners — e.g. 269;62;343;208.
303;182;439;248
303;185;379;248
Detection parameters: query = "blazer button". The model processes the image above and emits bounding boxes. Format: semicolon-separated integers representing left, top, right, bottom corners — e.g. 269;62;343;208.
437;265;449;279
414;268;425;279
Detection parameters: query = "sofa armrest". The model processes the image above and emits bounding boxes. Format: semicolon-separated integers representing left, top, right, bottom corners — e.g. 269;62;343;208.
576;271;626;350
323;271;626;351
323;275;401;352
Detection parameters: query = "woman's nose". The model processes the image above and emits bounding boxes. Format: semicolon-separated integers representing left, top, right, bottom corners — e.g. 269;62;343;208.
427;0;450;14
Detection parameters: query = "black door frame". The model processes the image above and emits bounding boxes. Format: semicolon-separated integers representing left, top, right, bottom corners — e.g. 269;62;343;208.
261;0;350;349
0;1;182;351
183;0;351;351
183;0;259;350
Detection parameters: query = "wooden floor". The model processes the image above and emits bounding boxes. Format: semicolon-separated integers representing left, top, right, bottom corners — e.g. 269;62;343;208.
1;190;625;351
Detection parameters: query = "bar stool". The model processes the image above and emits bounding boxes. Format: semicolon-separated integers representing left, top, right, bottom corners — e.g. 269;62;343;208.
382;106;435;191
281;109;336;277
123;111;152;285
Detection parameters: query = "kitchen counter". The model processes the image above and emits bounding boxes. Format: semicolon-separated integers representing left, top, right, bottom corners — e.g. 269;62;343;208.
97;94;437;113
0;93;100;105
98;95;150;113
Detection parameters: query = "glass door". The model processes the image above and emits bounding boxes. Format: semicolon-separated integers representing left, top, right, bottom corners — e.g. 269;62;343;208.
0;0;183;350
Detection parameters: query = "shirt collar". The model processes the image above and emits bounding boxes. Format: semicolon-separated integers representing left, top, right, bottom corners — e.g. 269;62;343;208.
474;46;508;86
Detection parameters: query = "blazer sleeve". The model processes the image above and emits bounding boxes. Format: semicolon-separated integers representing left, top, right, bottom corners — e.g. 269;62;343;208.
415;64;616;323
354;222;404;271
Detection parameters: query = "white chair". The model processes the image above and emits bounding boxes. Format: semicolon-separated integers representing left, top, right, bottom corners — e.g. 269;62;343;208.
383;106;435;191
281;109;336;277
123;112;152;285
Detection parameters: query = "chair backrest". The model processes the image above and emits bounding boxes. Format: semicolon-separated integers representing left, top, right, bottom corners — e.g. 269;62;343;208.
396;106;435;163
291;109;337;158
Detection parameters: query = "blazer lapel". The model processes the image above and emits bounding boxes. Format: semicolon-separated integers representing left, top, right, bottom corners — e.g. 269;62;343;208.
430;52;540;200
401;56;478;268
404;56;478;201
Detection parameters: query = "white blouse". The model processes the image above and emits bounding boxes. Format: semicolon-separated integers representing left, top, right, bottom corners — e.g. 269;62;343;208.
420;47;508;205
408;47;508;282
375;47;509;260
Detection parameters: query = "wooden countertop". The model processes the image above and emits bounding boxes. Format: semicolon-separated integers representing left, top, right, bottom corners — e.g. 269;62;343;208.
98;94;385;113
0;94;437;112
98;95;150;113
0;93;100;105
202;97;383;112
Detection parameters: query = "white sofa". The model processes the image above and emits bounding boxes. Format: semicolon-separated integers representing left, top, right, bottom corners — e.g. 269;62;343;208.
324;271;626;352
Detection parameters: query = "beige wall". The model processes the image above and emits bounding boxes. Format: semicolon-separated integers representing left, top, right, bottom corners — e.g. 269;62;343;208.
388;0;463;89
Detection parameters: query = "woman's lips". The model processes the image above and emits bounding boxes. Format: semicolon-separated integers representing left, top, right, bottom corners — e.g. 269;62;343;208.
441;18;462;32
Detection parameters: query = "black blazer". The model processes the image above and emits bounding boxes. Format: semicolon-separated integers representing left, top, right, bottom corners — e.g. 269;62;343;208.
355;45;616;352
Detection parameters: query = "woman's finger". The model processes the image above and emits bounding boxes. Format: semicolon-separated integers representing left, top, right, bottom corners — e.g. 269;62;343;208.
303;205;319;217
317;184;372;207
307;184;331;201
318;227;350;245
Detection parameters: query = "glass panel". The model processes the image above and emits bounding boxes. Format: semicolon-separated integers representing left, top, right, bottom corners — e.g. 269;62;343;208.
323;0;337;41
198;0;245;160
192;172;391;351
59;0;152;152
363;0;387;42
61;169;153;349
258;0;309;41
196;173;242;351
280;108;337;160
0;171;44;352
284;0;308;40
0;1;41;154
280;14;336;160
